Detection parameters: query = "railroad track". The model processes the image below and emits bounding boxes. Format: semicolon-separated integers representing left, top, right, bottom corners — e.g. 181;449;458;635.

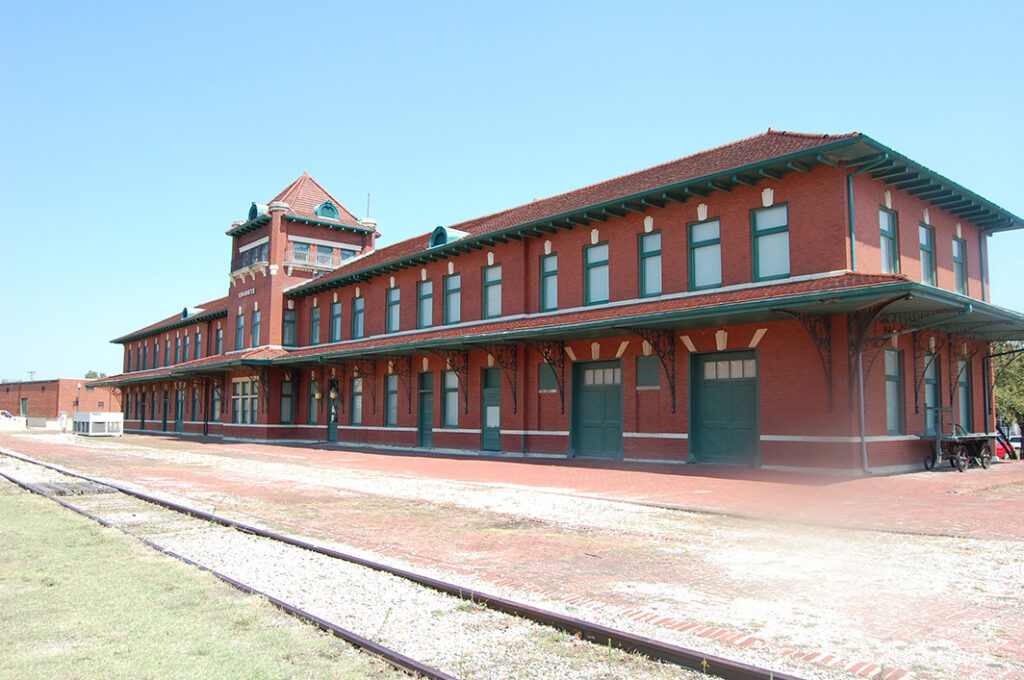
0;450;807;680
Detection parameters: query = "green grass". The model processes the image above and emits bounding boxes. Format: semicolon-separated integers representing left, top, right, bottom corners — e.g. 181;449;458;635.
0;483;403;680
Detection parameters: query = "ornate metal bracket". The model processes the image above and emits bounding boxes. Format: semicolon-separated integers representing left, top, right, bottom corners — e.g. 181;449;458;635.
846;295;910;411
476;345;519;413
911;332;949;414
775;311;834;410
386;356;414;414
440;350;470;414
353;360;378;414
522;339;567;414
623;327;677;413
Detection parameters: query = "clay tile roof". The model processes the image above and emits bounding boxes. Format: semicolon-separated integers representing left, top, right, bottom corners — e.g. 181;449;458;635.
112;296;229;343
272;172;367;230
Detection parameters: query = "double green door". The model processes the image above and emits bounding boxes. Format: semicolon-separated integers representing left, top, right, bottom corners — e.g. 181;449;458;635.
691;351;759;465
572;360;623;459
418;372;433;448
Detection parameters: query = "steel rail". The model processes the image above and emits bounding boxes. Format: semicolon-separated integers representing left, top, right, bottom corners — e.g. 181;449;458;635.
0;450;806;680
0;467;456;680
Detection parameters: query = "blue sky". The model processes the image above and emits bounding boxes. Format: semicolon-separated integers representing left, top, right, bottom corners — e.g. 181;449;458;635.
1;1;1022;380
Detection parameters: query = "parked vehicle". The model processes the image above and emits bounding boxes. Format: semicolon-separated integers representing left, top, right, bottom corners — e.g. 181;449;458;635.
1011;436;1022;455
0;410;16;420
995;439;1011;459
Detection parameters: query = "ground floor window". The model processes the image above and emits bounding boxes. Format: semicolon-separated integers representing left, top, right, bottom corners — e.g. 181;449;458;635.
385;374;398;426
957;358;972;432
308;379;319;425
884;349;904;435
281;378;294;424
351;377;363;426
211;386;221;422
442;370;458;427
924;354;940;436
232;379;258;424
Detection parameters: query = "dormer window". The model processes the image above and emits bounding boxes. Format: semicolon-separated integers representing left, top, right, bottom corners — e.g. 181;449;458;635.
315;201;339;219
248;203;268;221
429;225;469;248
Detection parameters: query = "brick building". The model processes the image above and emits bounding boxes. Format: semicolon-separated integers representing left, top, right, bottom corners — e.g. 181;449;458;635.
98;131;1024;473
1;379;119;422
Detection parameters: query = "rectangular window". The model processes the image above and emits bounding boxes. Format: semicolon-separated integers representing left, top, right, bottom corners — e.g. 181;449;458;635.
251;310;261;347
282;309;297;347
884;349;904;435
953;237;967;295
540;254;557;312
280;378;294;424
584;243;610;305
231;379;258;425
309;306;321;345
329;301;342;342
183;335;190;363
444;274;461;324
211;386;221;422
127;348;132;373
924;353;940;436
351;297;365;339
350;377;363;426
191;388;198;421
919;224;936;286
215;328;223;355
316;245;333;267
164;339;170;366
151;391;156;420
307;379;319;425
483;264;502;318
142;346;148;370
538;363;557;392
637;355;660;388
386;287;401;333
418;280;433;329
752;204;789;280
689;219;722;289
384;374;398;426
174;337;181;364
442;370;459;428
957;358;972;432
195;331;201;360
235;314;245;350
638;232;662;297
292;242;310;263
880;208;899;274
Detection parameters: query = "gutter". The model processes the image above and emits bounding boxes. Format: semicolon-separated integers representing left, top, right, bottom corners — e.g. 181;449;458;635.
846;153;890;272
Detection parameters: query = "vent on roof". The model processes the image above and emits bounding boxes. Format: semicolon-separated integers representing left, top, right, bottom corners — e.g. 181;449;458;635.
315;201;339;219
429;225;469;248
249;203;268;221
181;306;204;319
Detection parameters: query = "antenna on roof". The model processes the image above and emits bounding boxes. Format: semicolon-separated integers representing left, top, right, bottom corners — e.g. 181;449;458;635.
366;191;371;218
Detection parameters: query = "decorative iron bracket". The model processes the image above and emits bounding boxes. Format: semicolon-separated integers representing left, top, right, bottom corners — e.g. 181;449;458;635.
774;310;834;410
386;356;414;414
623;327;677;413
912;332;949;414
440;350;470;414
476;344;519;413
522;339;567;414
846;295;910;411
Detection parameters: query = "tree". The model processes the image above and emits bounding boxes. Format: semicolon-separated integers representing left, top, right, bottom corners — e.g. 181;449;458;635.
993;341;1024;457
83;370;107;379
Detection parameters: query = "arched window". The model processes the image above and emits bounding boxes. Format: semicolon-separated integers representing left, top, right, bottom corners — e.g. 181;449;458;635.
315;201;339;219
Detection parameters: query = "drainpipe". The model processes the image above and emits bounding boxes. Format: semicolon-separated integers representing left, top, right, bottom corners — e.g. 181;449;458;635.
857;351;869;474
846;153;889;272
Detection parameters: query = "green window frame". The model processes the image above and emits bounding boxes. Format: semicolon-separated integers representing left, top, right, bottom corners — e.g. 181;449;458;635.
280;378;294;424
309;306;321;345
384;374;398;426
386;287;401;333
127;348;132;373
638;232;662;297
215;328;223;355
174;337;181;364
688;218;722;290
538;363;557;391
884;349;904;435
637;355;660;388
142;345;148;370
957;358;972;432
417;280;433;329
282;309;297;347
919;224;936;286
442;370;459;428
880;208;899;274
251;310;261;347
752;204;789;281
164;339;170;365
307;379;319;425
350;377;363;426
183;335;190;362
352;296;365;339
952;237;967;295
444;274;461;324
235;314;244;350
329;301;342;342
923;353;940;436
584;243;609;305
194;331;201;360
483;264;502;318
191;388;199;421
211;387;221;422
540;254;557;312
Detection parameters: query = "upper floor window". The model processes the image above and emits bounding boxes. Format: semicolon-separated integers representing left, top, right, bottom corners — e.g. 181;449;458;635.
584;243;609;305
215;328;223;355
880;208;899;274
483;265;502;318
352;296;365;339
127;348;133;373
919;224;936;286
444;274;461;324
689;219;722;290
235;314;245;351
282;309;297;347
315;201;339;219
638;232;662;297
184;335;191;362
142;345;148;370
418;280;433;329
386;287;401;333
195;331;201;360
952;237;967;295
329;302;342;342
540;254;557;312
174;337;181;364
251;310;261;347
309;306;321;345
293;242;310;263
752;204;789;281
164;339;171;366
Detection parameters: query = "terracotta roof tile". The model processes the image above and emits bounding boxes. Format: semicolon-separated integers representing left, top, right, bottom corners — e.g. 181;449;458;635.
272;173;368;230
113;296;229;343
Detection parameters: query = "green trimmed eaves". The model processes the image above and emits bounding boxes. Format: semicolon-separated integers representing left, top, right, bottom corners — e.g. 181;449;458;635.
111;310;228;345
284;215;375;233
225;215;271;237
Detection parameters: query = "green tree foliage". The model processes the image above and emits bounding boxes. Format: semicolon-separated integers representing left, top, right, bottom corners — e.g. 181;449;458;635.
993;341;1024;438
83;370;106;379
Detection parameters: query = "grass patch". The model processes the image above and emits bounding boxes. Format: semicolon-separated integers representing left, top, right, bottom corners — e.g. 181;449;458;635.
0;484;402;680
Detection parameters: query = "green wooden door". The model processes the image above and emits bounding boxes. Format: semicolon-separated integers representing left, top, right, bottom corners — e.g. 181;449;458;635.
571;361;623;459
418;372;433;448
174;389;184;433
161;391;169;431
327;379;338;442
691;351;759;465
481;367;501;451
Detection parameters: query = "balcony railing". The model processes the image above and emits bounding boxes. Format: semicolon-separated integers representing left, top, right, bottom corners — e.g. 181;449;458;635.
284;245;342;270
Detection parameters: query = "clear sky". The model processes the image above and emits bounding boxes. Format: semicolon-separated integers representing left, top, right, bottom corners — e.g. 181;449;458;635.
1;0;1022;381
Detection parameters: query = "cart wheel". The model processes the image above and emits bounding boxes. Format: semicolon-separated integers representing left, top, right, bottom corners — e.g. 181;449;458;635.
949;458;957;468
979;444;992;470
954;444;968;472
924;451;937;470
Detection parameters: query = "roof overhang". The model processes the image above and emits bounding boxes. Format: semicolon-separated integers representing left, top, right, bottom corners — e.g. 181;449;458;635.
112;308;228;344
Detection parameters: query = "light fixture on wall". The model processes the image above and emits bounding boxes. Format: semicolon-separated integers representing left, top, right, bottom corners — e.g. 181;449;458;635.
329;387;338;400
